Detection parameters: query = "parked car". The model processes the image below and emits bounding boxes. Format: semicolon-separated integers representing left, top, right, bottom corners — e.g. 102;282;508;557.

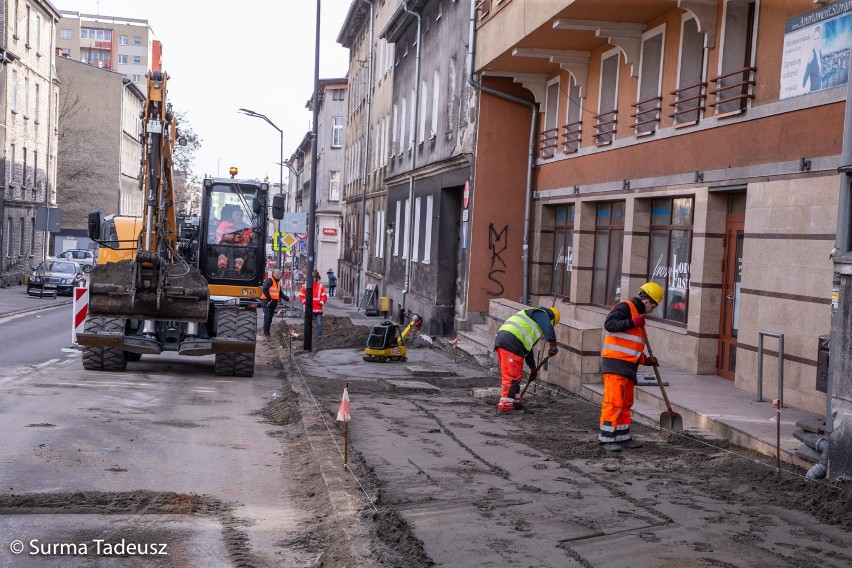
27;259;87;296
56;249;96;272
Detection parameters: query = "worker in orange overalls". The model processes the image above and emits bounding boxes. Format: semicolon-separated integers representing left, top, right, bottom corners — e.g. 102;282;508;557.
215;207;252;275
598;282;663;452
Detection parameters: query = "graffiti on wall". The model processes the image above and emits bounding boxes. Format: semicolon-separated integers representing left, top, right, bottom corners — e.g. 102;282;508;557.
486;223;507;295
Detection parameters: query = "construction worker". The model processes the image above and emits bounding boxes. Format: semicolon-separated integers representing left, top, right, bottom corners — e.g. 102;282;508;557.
299;278;329;337
493;306;560;412
260;269;290;338
215;206;253;275
598;281;663;452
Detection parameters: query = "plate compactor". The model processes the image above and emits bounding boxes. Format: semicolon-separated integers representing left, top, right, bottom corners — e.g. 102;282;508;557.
363;315;423;362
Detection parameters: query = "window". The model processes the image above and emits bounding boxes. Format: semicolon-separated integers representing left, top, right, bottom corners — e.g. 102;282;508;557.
412;197;421;261
81;28;112;41
332;116;343;148
418;80;428;144
564;74;583;152
392;103;398;154
375;209;384;258
647;197;694;323
133;36;142;45
713;1;757;115
446;56;457;134
24;77;29;115
400;97;407;154
11;70;17;112
119;35;128;45
35;14;41;51
409;89;416;150
394;204;401;256
596;49;620;145
329;171;340;201
118;54;128;65
592;201;625;306
132;74;141;83
636;26;665;135
60;28;71;40
423;196;433;264
402;199;410;259
332;88;344;101
675;17;706;125
431;70;440;138
33;151;37;189
25;5;30;45
60;48;71;57
133;55;141;64
552;204;575;298
543;80;560;158
34;83;40;122
22;147;27;185
9;145;15;186
13;0;19;38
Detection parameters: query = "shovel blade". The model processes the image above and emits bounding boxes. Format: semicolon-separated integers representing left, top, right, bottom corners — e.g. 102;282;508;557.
660;411;684;433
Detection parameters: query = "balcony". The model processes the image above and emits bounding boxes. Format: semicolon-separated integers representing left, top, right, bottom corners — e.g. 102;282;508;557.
708;66;756;117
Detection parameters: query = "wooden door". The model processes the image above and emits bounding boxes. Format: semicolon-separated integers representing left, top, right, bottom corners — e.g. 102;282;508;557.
718;209;745;379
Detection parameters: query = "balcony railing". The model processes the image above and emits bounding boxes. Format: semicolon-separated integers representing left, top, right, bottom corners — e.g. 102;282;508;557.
540;127;558;159
562;120;582;154
593;110;617;146
670;81;707;126
631;95;662;136
708;66;756;116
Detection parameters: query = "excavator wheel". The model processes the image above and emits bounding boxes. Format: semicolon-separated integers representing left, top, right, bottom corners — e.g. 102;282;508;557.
124;352;142;362
214;308;256;377
82;317;128;372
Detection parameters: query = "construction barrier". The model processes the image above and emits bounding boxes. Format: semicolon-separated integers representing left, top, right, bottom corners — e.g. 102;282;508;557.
72;287;89;344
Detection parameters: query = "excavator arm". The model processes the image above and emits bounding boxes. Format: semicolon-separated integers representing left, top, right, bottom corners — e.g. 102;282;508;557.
85;71;209;322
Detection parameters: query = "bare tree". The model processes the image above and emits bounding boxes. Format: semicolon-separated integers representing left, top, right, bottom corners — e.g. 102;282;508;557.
172;109;202;214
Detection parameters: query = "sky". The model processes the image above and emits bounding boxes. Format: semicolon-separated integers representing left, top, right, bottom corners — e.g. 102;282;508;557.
51;0;353;183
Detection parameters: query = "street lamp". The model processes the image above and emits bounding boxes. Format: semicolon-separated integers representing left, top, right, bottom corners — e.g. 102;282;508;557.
237;108;285;266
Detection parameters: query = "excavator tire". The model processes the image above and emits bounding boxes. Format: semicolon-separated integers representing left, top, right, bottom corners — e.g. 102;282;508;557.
82;317;128;372
214;308;256;377
124;352;142;362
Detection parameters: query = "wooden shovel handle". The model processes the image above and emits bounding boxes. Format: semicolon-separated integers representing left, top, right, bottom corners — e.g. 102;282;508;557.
640;327;675;414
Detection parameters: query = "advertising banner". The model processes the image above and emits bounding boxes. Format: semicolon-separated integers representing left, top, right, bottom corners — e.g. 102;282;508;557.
780;1;852;99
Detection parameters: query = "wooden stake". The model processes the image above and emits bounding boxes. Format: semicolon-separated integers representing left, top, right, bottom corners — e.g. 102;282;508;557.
344;421;349;470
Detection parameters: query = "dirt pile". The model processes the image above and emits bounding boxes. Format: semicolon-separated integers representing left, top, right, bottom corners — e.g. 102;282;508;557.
274;315;433;352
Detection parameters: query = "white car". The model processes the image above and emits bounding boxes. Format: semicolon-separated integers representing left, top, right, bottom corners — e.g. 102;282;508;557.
56;249;96;273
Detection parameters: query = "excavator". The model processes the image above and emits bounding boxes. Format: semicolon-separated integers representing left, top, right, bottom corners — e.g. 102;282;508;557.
76;71;284;376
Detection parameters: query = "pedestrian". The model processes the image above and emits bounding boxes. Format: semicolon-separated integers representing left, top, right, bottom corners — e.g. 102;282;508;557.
493;306;560;412
299;278;329;337
327;269;337;297
598;281;663;452
260;269;290;338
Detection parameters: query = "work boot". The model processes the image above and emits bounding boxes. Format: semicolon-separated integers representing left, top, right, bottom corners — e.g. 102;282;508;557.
600;443;622;453
619;439;644;449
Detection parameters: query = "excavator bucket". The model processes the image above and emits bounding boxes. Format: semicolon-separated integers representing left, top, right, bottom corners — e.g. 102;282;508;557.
87;259;209;322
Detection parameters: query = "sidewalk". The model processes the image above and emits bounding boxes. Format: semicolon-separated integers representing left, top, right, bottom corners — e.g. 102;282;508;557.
0;283;73;319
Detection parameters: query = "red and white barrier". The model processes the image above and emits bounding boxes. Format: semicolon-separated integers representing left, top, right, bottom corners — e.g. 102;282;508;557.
72;287;89;344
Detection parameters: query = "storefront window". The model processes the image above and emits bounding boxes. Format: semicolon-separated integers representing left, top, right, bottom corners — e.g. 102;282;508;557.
647;197;693;323
592;201;624;306
552;204;574;298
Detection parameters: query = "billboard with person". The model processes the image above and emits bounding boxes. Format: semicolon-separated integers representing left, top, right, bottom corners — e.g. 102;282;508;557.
780;1;852;99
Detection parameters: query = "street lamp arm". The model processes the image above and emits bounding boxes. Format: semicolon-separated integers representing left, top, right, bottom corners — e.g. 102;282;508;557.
237;108;282;134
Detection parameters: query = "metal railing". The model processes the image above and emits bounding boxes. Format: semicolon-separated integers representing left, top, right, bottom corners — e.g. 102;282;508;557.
708;66;756;115
539;127;558;159
756;331;784;407
593;110;617;145
670;80;707;125
631;95;663;135
562;120;582;153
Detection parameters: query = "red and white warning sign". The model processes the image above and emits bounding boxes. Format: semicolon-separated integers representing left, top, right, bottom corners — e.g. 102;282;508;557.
72;287;89;344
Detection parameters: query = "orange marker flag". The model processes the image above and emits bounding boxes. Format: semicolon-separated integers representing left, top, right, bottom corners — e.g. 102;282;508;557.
337;387;351;422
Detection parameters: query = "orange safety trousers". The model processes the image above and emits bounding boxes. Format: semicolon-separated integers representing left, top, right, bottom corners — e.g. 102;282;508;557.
598;373;635;443
495;347;524;407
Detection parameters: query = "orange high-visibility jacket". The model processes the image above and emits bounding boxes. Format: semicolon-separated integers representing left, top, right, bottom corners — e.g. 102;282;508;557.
262;278;280;301
299;283;328;314
600;299;646;381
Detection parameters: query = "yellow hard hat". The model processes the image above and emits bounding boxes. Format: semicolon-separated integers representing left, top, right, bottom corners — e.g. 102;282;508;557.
541;306;560;326
639;282;664;305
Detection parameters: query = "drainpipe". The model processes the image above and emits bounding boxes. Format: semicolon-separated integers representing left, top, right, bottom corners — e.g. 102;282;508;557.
356;0;374;306
401;1;422;317
466;0;538;306
44;19;56;261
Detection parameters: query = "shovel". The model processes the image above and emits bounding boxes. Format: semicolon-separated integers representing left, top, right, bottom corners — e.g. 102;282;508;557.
519;353;553;399
640;328;684;433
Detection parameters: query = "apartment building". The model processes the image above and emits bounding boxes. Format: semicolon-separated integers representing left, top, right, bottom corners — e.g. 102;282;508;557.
0;0;61;286
337;0;398;307
377;0;478;335
469;0;848;415
55;10;161;85
286;79;347;282
54;56;145;251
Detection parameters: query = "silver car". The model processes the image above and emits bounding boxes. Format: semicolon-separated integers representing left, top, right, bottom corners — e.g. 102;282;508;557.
57;249;96;273
27;260;87;296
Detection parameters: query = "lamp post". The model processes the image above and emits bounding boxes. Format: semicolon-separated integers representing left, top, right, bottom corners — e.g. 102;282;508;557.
237;108;285;267
303;0;321;351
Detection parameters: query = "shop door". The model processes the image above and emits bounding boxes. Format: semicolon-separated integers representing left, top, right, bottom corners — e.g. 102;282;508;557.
718;206;745;380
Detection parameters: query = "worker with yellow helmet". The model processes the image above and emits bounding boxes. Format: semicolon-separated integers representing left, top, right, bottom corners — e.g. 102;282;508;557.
598;282;663;452
493;306;560;412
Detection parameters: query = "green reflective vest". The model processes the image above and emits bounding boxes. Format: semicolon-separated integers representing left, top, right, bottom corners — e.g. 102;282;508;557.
498;309;543;352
